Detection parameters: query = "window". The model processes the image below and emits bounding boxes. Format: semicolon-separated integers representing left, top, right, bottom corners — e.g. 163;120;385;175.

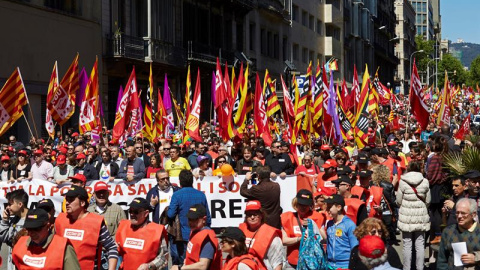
316;19;322;35
261;28;267;55
293;43;299;61
249;23;255;51
267;31;273;57
283;37;288;60
302;10;308;26
292;5;299;21
302;47;308;63
309;51;314;64
274;34;279;59
309;15;314;30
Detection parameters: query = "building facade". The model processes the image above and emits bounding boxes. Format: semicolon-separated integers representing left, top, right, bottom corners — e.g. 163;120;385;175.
409;0;434;40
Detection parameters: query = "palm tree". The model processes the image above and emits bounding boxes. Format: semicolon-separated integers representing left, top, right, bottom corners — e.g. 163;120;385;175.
443;145;480;176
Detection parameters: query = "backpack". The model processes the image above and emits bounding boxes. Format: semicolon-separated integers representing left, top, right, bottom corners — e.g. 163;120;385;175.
297;219;333;270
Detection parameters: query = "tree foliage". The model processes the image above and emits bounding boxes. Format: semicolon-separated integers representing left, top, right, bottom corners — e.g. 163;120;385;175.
414;35;436;74
469;55;480;87
438;53;469;87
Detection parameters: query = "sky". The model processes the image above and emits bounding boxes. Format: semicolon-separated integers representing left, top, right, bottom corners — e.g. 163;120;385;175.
441;0;480;44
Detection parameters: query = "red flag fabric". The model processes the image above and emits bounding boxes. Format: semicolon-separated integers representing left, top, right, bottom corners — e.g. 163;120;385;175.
254;74;272;146
454;114;471;140
409;60;430;130
79;58;99;134
186;68;202;142
215;58;235;140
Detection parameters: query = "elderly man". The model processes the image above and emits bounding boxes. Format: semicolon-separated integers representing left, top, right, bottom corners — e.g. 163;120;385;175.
147;170;180;223
118;146;146;182
438;198;480;270
357;235;400;270
110;146;123;167
134;142;151;168
9;136;24;152
31;149;54;181
265;141;294;178
73;153;98;181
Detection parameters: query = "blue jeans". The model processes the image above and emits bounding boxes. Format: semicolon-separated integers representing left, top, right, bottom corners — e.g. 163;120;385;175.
170;236;187;266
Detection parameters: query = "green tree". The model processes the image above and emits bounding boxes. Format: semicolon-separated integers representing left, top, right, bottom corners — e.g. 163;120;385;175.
469;55;480;87
438;53;469;87
414;35;435;75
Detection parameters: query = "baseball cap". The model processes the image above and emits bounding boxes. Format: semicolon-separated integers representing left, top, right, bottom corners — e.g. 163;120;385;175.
72;132;79;137
33;149;43;156
337;165;353;176
196;155;209;164
321;144;331;151
322;159;338;169
56;155;66;165
245;200;261;212
347;135;354;141
58;147;68;154
357;154;369;164
187;204;207;219
358;170;373;178
37;198;55;212
1;155;10;162
464;170;480;179
94;181;109;192
333;175;354;186
387;140;397;146
296;189;314;206
129;197;150;210
62;186;89;200
324;194;345;207
217;227;246;242
17;150;28;156
314;187;336;197
75;153;86;160
68;173;87;183
358;235;385;259
370;148;382;156
24;209;49;229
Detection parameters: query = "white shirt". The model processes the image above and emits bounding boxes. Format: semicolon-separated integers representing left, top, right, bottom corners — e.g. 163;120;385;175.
31;161;54;180
158;186;174;217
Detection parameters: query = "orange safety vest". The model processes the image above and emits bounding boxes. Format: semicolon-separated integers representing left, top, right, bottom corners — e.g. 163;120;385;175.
368;186;384;218
238;223;281;269
185;228;222;269
222;254;261;270
344;198;365;224
351;186;367;200
280;211;325;266
55;212;103;270
116;220;167;270
12;234;67;270
316;173;338;190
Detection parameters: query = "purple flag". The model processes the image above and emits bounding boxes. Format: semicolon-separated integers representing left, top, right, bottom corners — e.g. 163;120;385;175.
163;74;174;129
116;86;124;112
76;67;88;106
327;71;343;144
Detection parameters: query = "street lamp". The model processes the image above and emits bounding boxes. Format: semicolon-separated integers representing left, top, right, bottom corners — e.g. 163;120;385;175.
409;49;424;79
427;57;440;87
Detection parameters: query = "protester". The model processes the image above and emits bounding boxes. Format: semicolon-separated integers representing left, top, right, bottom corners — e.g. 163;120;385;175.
357;235;401;270
146;153;162;178
164;146;191;177
9;136;24;152
444;175;468;226
118;145;146;182
37;198;56;224
192;155;213;180
110;145;123;167
188;142;212;169
241;166;282;229
236;146;261;174
0;155;13;182
265;141;294;177
218;227;262;270
11;150;31;182
116;197;168;270
295;152;320;177
371;164;397;244
73;152;98;181
31;149;54;181
238;201;283;270
96;150;119;182
53;154;74;185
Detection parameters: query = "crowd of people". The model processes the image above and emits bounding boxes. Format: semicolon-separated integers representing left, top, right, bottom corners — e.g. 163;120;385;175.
0;94;480;270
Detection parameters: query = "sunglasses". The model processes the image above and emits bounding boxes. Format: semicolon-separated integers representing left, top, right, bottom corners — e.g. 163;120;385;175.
129;209;144;215
163;148;170;150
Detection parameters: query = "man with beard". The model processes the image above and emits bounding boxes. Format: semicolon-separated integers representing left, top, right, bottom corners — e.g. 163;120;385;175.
188;142;212;169
265;141;294;178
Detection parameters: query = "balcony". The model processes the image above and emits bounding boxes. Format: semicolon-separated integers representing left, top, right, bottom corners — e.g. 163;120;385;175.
258;0;285;19
324;3;342;25
187;41;235;65
224;0;255;16
325;36;342;57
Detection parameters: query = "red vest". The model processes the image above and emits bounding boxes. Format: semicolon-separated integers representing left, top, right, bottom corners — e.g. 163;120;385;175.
280;211;325;266
367;186;384;218
185;228;222;269
116;220;167;270
55;212;103;270
317;173;338;190
12;235;67;270
223;254;261;270
351;186;367;199
344;198;365;224
238;223;281;269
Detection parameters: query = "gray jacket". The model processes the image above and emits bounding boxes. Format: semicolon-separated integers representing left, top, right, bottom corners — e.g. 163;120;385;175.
118;158;146;180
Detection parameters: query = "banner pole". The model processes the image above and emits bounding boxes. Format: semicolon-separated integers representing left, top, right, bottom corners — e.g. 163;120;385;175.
27;103;39;138
22;113;35;139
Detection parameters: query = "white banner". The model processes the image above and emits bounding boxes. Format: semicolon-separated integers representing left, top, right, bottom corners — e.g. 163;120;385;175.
0;176;297;228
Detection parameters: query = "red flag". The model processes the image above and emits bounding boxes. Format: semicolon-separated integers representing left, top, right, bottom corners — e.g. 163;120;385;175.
155;88;167;139
322;65;333;137
186;68;202;142
215;58;235;140
79;58;99;134
409;60;430;130
254;74;272;146
454;114;471;140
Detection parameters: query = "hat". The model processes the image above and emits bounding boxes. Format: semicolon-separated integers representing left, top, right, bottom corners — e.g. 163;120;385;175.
7;146;13;152
464;170;480;179
196;155;209;164
33;149;43;156
370;148;382;156
75;153;86;160
24;209;49;229
390;146;401;153
324;194;345;207
72;132;79;137
296;189;314;206
321;144;331;151
347;135;354;141
357;154;369;164
217;227;246;242
94;181;109;192
314;187;336;197
358;235;385;259
37;198;54;211
333;175;354;186
337;165;353;176
56;155;66;165
322;159;338;169
387;140;397;146
68;173;87;183
129;197;150;210
58;147;68;154
280;141;290;147
187;204;207;219
62;186;89;200
1;155;10;162
17;150;28;156
245;200;261;212
358;170;373;178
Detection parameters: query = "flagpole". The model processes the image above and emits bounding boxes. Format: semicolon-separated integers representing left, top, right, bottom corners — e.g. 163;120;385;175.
22;114;35;139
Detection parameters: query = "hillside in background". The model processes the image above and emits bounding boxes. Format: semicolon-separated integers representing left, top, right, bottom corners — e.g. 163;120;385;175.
450;42;480;68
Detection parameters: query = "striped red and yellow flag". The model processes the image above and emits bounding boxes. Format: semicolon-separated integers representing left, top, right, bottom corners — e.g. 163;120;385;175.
0;68;28;136
79;57;99;134
388;110;394;122
155;88;166;138
60;53;79;106
353;65;371;148
234;64;249;134
184;65;192;123
263;69;281;118
291;74;301;145
143;63;155;140
312;60;323;125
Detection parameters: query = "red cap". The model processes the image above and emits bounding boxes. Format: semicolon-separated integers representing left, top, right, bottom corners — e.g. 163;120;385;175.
245;200;262;212
314;187;336;197
33;149;43;156
72;132;79;137
58;147;68;154
69;173;87;183
347;135;354;141
18;150;27;156
359;235;385;259
322;159;338;168
7;146;13;152
321;144;331;151
1;155;10;162
76;153;86;160
387;141;397;146
94;181;109;192
56;155;66;165
51;150;57;156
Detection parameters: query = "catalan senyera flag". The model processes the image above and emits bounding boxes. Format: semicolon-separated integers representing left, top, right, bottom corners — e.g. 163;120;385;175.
291;74;301;144
0;68;28;137
186;68;202;142
312;60;323;126
155;88;167;139
437;71;453;126
233;64;248;134
184;65;193;124
79;57;99;134
48;60;74;126
60;53;79;106
263;70;281;118
143;63;155;140
45;62;58;138
368;70;379;118
353;65;371;148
